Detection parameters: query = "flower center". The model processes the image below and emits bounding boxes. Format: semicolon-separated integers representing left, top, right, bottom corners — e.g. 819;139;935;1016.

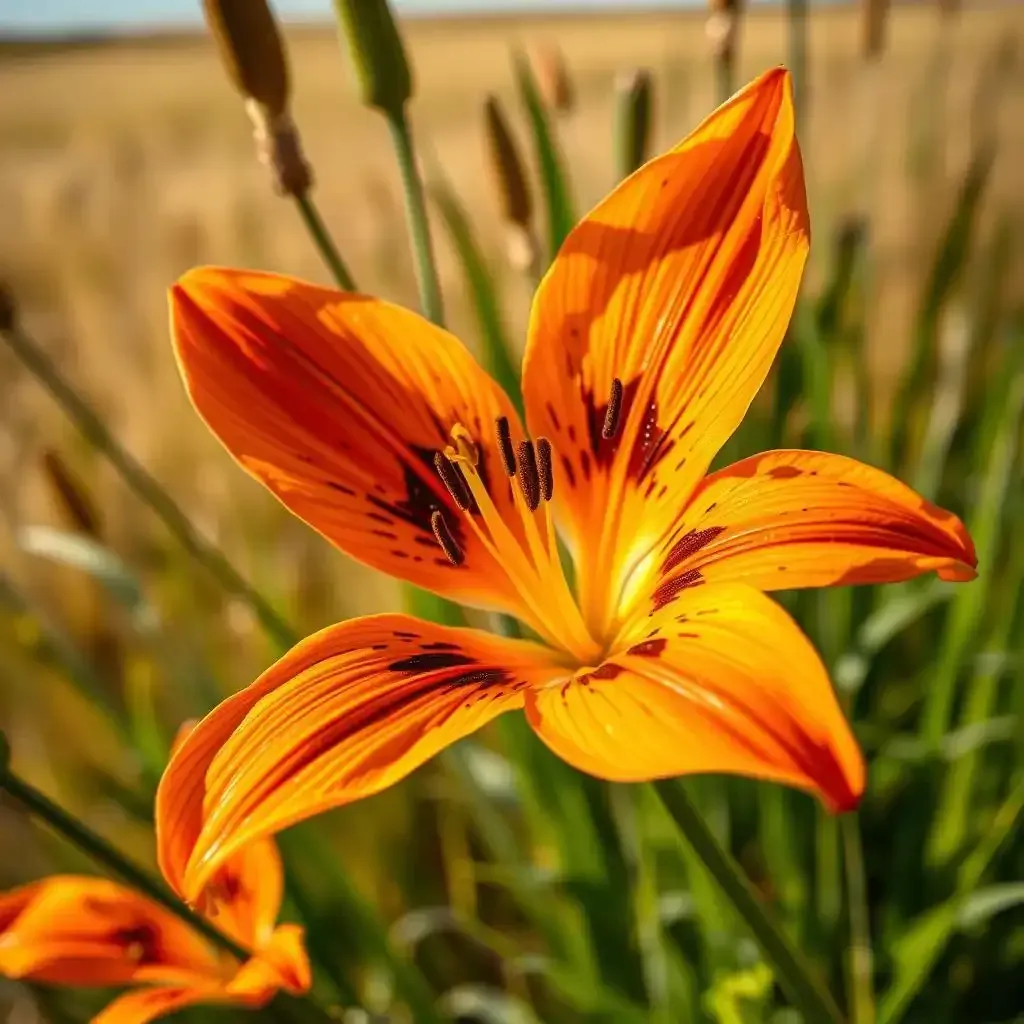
432;417;603;665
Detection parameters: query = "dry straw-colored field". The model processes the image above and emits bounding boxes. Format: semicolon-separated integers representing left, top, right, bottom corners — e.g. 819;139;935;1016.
1;2;1022;660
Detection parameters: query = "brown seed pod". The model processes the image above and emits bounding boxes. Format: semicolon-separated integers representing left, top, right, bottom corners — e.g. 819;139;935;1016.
484;94;533;231
203;0;290;116
861;0;891;62
40;449;103;539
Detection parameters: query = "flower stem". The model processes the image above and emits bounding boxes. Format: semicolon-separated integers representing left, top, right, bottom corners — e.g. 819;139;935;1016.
0;766;249;961
0;322;298;652
294;192;357;291
387;106;446;326
842;813;875;1024
653;780;845;1024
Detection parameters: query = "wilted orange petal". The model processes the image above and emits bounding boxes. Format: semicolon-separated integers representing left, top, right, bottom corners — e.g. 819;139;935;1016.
521;68;808;638
92;983;238;1024
636;449;977;617
526;583;863;812
0;877;219;987
171;268;529;618
200;839;284;953
228;924;311;998
157;613;566;904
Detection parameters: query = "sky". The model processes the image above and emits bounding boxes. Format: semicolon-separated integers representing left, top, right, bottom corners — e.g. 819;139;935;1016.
1;0;706;35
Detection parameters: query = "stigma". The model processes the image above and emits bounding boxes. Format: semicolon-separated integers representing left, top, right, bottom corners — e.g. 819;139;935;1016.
431;417;601;664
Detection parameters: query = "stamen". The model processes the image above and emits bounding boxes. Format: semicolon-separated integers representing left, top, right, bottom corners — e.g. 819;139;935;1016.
431;510;464;565
434;451;474;512
451;423;479;465
602;377;624;439
496;416;516;477
516;440;541;511
536;437;554;502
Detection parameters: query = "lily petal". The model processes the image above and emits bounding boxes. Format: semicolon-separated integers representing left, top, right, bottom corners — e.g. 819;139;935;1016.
0;877;219;987
521;68;808;637
526;583;863;812
636;450;977;617
171;268;528;617
93;983;242;1024
156;614;566;904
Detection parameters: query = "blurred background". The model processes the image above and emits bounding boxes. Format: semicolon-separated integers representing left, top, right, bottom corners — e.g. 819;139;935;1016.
1;1;1023;1022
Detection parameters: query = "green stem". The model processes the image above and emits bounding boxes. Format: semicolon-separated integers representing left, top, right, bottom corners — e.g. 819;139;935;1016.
387;106;446;326
715;45;735;108
787;0;809;130
0;767;248;961
653;780;845;1024
294;193;357;291
0;323;297;652
841;814;875;1024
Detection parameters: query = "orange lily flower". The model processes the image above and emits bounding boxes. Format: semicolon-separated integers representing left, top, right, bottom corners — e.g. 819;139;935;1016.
0;838;309;1024
158;68;975;906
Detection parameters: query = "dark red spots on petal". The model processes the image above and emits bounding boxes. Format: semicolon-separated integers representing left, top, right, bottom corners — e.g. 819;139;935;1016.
328;481;356;496
627;637;668;657
388;651;476;673
443;668;512;689
651;568;705;611
421;641;461;651
393;630;420;639
545;402;561;432
767;464;803;480
560;454;577;489
662;526;727;575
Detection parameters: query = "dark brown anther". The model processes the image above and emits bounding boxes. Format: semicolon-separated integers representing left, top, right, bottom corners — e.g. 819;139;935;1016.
516;440;541;512
496;416;516;477
431;510;464;566
434;451;474;512
536;437;554;502
602;377;624;439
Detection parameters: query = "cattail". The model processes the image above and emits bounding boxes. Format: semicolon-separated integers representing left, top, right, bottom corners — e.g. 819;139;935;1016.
532;43;575;115
202;0;311;196
614;69;653;178
332;0;413;119
40;449;102;539
0;280;15;332
860;0;891;62
484;94;538;272
706;0;742;64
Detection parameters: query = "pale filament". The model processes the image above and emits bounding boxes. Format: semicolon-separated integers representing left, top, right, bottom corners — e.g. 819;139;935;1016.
443;423;602;665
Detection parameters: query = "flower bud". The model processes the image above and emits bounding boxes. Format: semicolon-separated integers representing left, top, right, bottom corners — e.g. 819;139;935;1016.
532;43;574;115
203;0;290;117
332;0;412;118
860;0;891;62
484;95;532;231
706;0;741;61
614;69;653;178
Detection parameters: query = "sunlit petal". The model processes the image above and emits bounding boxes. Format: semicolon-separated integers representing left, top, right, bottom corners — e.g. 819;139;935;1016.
522;68;808;637
526;583;863;812
156;614;567;904
171;267;529;617
632;449;977;619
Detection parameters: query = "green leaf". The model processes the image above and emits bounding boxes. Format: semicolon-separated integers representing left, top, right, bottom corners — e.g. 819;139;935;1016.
429;174;523;411
512;49;576;261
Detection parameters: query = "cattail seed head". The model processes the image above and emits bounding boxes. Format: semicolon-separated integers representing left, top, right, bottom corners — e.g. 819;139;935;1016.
706;0;742;61
333;0;412;118
614;69;653;178
41;449;102;539
203;0;290;116
860;0;891;62
0;280;15;332
484;95;533;230
246;101;313;197
532;43;575;115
